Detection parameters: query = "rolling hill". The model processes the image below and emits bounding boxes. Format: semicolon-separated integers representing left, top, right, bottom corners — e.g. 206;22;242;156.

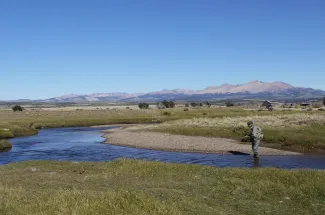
10;81;325;103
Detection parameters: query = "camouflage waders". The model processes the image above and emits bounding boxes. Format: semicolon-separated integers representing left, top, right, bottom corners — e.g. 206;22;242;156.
252;138;261;158
247;121;263;158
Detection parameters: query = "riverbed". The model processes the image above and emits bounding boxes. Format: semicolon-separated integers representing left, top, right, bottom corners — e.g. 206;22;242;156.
1;126;325;169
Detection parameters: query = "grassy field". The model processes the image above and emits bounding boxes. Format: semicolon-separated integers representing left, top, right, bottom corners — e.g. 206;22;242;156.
0;160;324;215
141;110;325;152
1;107;325;152
0;107;296;138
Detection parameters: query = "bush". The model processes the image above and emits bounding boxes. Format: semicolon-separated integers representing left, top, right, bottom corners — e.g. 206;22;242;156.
138;103;149;109
191;103;198;107
202;113;207;115
184;108;189;111
225;102;235;107
12;105;23;112
185;104;189;107
161;100;175;108
204;101;212;107
162;111;171;116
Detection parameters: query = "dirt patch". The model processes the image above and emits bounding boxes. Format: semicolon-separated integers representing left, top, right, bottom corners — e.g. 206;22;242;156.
103;127;301;155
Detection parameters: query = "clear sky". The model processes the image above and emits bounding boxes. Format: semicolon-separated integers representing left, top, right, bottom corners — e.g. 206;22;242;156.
1;0;324;100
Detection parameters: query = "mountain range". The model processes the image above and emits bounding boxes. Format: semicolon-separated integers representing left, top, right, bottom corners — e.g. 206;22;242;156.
33;81;325;103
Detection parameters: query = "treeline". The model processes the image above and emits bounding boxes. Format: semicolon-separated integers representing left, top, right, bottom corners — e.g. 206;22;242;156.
186;101;212;107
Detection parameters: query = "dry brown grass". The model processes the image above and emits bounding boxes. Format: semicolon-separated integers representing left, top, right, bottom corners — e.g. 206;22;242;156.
144;112;325;152
160;113;325;129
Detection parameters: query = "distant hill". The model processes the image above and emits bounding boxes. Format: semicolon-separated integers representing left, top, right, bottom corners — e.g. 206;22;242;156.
6;81;325;103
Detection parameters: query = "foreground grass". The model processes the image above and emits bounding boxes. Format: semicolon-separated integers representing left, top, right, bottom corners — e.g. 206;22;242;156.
0;160;324;215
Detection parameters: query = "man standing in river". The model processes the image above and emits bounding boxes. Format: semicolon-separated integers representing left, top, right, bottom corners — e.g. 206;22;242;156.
246;120;263;159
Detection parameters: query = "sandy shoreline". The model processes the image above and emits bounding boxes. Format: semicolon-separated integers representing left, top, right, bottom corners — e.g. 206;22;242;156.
103;127;301;156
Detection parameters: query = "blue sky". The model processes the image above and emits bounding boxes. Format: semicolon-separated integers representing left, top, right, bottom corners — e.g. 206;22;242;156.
1;0;324;100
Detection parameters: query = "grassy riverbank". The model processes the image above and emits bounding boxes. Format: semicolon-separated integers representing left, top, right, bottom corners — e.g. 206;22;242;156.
0;160;324;215
144;112;325;152
1;108;324;152
0;140;12;151
0;107;293;139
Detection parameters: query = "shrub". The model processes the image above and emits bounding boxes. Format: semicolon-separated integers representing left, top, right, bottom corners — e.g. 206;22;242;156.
204;101;212;107
191;103;198;107
162;111;171;116
225;102;235;107
202;113;207;115
161;100;175;108
185;104;189;107
138;103;149;109
12;105;23;112
262;101;269;107
183;108;189;111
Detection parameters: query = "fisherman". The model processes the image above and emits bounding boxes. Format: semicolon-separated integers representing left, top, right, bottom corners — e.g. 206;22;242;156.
246;120;263;159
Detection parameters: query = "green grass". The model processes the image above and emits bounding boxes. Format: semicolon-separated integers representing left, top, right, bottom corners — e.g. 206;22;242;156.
151;125;325;152
1;108;324;152
147;112;325;152
0;108;298;139
0;160;324;215
0;139;12;151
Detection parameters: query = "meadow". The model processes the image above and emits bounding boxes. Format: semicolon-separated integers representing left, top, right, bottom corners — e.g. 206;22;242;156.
1;159;325;215
1;106;325;214
1;106;325;152
147;111;325;152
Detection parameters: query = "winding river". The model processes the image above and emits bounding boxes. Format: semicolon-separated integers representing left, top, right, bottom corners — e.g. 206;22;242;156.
1;126;325;169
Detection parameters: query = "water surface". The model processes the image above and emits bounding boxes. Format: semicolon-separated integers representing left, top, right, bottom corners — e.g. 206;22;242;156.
1;126;325;169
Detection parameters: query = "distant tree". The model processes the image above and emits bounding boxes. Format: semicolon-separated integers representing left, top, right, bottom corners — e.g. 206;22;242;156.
12;105;23;112
191;102;198;107
185;104;189;107
138;103;149;109
161;100;175;108
169;101;175;108
323;97;325;106
262;101;269;107
204;101;211;107
199;103;203;107
225;101;235;107
156;103;165;109
162;100;169;108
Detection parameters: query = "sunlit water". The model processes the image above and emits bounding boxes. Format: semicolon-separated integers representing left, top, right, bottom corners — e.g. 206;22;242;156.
1;126;325;169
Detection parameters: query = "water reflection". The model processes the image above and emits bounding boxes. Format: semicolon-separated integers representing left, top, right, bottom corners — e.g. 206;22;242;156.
252;159;260;168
